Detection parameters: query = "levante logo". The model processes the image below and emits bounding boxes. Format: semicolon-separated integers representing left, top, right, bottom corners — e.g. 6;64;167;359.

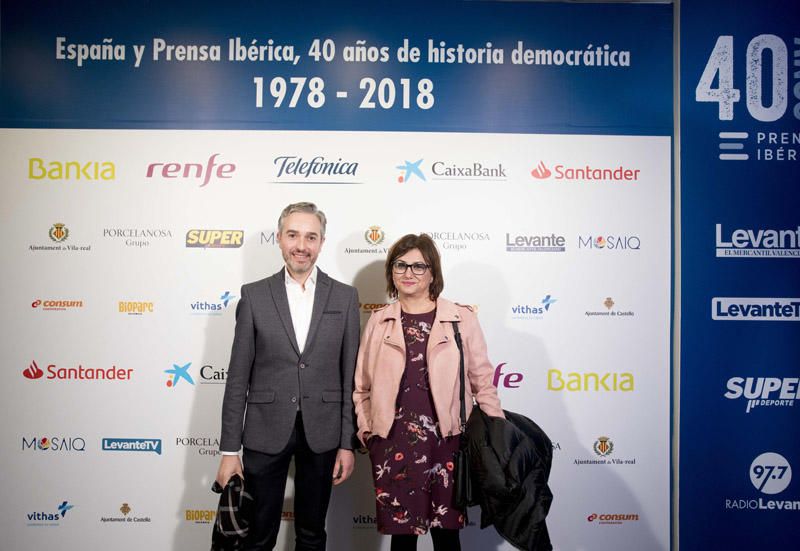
715;224;800;258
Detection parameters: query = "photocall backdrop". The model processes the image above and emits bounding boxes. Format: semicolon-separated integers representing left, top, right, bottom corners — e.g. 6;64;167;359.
679;0;800;548
0;2;672;550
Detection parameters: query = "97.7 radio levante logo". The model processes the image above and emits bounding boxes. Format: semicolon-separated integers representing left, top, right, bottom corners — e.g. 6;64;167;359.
725;452;800;511
695;34;799;162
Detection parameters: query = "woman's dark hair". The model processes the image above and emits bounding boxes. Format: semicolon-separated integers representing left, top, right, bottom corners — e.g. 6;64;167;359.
385;233;443;301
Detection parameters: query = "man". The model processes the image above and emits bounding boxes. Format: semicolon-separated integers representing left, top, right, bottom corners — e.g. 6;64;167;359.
216;202;360;550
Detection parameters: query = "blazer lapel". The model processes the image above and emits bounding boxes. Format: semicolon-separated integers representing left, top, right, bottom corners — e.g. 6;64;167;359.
267;269;301;357
302;269;332;357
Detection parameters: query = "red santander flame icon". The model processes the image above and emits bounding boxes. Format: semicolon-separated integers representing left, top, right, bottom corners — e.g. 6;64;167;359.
530;161;552;179
24;361;44;379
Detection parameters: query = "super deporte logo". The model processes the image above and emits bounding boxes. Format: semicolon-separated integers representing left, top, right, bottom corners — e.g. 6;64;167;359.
725;377;798;413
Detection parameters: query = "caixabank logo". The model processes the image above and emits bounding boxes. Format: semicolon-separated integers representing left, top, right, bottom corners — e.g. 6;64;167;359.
715;223;800;258
26;501;74;527
725;452;799;512
530;160;640;182
724;377;797;413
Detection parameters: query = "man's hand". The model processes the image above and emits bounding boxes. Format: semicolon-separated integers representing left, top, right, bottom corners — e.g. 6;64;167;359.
332;449;355;486
216;455;244;487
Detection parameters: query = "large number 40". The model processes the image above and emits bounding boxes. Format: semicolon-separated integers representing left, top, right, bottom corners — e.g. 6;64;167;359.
695;34;787;122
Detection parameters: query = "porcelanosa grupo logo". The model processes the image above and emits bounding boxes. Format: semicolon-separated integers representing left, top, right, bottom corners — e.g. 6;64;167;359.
724;377;798;413
103;228;173;248
425;231;491;252
145;154;235;187
511;295;557;320
725;452;799;512
530;160;640;182
715;223;800;258
176;436;222;457
23;360;133;382
712;298;800;321
396;159;426;183
272;155;360;184
26;501;74;527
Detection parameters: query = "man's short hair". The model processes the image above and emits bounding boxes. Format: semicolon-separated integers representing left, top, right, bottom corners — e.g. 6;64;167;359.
277;202;327;238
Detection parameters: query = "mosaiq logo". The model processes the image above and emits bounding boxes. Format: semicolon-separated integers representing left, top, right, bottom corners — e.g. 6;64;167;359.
189;291;236;315
724;377;798;413
22;436;86;452
272;155;361;184
146;154;236;187
530;160;640;182
712;298;800;321
725;452;799;512
578;235;641;251
715;223;800;258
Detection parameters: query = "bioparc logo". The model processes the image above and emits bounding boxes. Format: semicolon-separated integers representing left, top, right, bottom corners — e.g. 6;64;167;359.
22;436;86;452
578;235;641;251
119;301;154;315
30;223;91;252
100;503;152;524
715;223;800;258
145;153;236;187
530;160;640;182
724;377;798;413
32;299;83;311
725;452;799;512
712;298;800;321
585;297;635;318
185;508;216;524
186;229;244;248
101;438;162;455
511;294;557;320
189;291;236;315
23;360;133;382
271;155;361;184
574;436;636;466
26;501;74;527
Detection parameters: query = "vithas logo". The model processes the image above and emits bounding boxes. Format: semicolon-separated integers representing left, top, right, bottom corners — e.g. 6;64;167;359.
23;361;44;379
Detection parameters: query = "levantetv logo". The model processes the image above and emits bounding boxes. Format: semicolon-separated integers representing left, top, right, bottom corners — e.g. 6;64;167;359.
715;224;800;257
27;501;74;526
272;155;361;184
102;438;162;455
725;377;798;413
712;298;800;321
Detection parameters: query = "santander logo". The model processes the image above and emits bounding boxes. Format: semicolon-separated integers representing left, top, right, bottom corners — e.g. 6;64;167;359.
531;161;552;179
24;361;44;379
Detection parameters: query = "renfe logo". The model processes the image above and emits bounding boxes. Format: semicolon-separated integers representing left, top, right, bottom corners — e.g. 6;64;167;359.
493;363;523;388
146;154;235;187
712;298;800;321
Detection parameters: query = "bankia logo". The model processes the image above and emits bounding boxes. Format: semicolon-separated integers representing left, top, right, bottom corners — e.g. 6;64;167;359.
103;228;173;248
396;159;426;183
29;157;115;181
505;232;566;253
30;223;91;252
189;291;236;315
32;299;84;311
22;436;86;452
511;294;557;320
724;377;798;413
547;369;634;392
26;501;74;527
23;360;133;382
145;154;235;187
271;155;360;184
165;362;195;388
101;438;162;455
530;160;640;182
712;298;800;321
430;159;507;181
715;223;800;258
725;452;799;512
578;235;641;251
186;229;244;248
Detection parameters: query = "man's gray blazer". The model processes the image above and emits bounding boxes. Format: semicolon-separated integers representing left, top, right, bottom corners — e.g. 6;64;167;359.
220;268;360;455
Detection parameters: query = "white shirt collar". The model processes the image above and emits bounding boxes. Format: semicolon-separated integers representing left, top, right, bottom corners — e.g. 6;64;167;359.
284;265;318;290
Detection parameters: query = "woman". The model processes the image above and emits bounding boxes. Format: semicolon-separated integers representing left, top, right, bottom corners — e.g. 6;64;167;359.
353;234;504;551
